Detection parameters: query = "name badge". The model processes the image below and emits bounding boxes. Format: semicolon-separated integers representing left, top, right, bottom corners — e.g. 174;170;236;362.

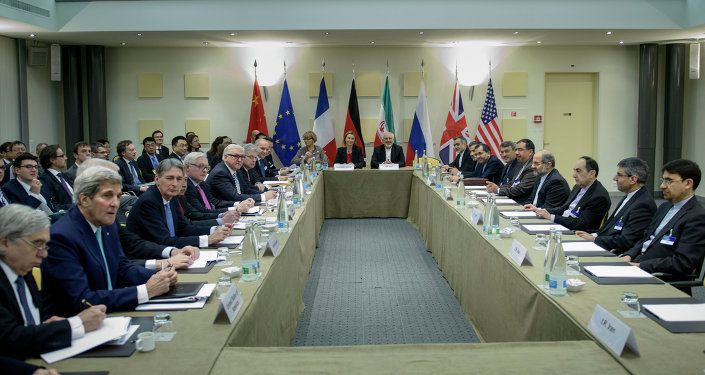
660;235;675;246
613;221;624;231
508;240;533;266
333;163;354;170
587;304;640;356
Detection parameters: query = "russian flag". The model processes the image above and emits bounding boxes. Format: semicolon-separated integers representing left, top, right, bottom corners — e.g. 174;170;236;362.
313;76;336;165
406;80;434;165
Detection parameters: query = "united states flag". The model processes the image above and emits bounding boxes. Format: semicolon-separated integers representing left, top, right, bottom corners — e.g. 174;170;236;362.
475;79;503;156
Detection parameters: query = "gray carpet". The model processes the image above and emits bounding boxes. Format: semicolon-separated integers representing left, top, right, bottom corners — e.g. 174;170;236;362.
291;218;480;346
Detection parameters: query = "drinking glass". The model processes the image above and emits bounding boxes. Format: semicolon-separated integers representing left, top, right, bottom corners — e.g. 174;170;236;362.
532;234;548;250
216;275;232;299
566;255;580;275
217;247;233;266
153;312;176;342
617;291;645;318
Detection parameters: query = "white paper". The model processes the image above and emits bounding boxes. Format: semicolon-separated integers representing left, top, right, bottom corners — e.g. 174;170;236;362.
41;317;131;364
500;210;539;218
135;284;216;311
562;242;608;252
379;164;399;170
522;224;570;232
508;240;532;266
263;180;289;186
643;303;705;322
216;235;245;247
587;304;640;356
107;324;140;346
464;185;486;190
583;265;654;278
334;163;354;170
488;198;517;205
188;250;218;269
246;207;262;215
232;222;246;230
472;191;490;196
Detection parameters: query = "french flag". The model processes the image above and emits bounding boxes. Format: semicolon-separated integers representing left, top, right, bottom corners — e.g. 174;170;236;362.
313;76;336;165
406;79;433;165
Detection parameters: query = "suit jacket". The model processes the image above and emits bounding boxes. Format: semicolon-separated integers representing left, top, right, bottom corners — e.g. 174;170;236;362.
499;158;519;186
155;145;170;160
118;225;171;262
595;187;657;253
1;163;11;185
370;144;405;168
253;156;278;178
169;152;185;163
208;162;263;203
334;146;366;169
137;152;159;183
471;155;503;184
525;168;570;209
185;178;231;213
207;151;221;169
41;206;155;316
175;195;220;226
38;170;73;212
497;159;536;203
240;167;269;191
126;186;211;248
548;180;610;232
623;197;705;275
2;179;42;209
0;267;72;359
448;148;476;176
0;354;41;375
64;163;79;185
114;158;144;195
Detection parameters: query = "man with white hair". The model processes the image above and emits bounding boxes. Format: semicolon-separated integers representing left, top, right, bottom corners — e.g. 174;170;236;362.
209;144;276;203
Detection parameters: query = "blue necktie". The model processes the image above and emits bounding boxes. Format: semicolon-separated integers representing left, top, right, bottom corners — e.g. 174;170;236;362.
165;202;176;237
0;190;7;206
150;155;159;169
95;227;113;290
259;159;266;176
15;277;36;326
57;172;73;199
129;161;142;184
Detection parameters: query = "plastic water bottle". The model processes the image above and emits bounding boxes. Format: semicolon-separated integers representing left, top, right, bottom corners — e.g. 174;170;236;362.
456;180;465;208
543;228;556;289
483;195;492;232
548;231;567;296
303;164;312;190
486;195;500;240
414;150;420;169
241;223;258;282
297;175;306;207
277;187;290;233
421;151;428;177
292;174;301;208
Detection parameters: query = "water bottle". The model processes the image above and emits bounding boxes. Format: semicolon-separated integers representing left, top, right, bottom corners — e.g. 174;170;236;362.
483;195;492;232
277;187;290;233
456;180;465;208
543;228;556;289
486;195;500;240
414;150;420;169
303;164;312;190
310;157;317;179
421;151;428;177
548;231;567;296
297;174;306;207
241;222;258;282
292;174;301;208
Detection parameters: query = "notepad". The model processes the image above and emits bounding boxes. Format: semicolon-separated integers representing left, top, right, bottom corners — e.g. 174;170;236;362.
216;235;244;247
522;224;570;232
643;303;705;322
562;242;607;252
500;210;539;218
464;186;486;190
41;317;131;364
135;283;215;311
583;265;654;278
189;250;217;268
490;198;518;205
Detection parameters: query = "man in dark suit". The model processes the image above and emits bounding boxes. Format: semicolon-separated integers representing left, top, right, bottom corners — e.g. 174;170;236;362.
442;138;477;178
64;141;91;185
170;136;188;162
0;159;10;208
523;150;570;209
126;158;232;250
118;226;197;270
37;145;74;212
257;138;289;180
114;140;149;196
370;132;405;168
137;136;161;183
152;130;170;160
1;142;12;186
241;144;268;191
209;144;277;203
185;152;254;218
622;159;705;278
469;143;503;184
2;153;51;213
41;165;177;316
2;141;27;185
497;140;518;186
530;156;610;233
90;142;109;160
576;157;657;253
486;138;536;203
0;204;106;359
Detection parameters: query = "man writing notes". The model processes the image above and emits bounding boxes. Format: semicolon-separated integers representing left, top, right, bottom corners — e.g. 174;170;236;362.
527;156;610;232
41;165;177;316
486;138;536;203
442;138;477;179
371;132;405;168
622;159;705;278
576;157;656;253
0;204;106;359
523;150;570;209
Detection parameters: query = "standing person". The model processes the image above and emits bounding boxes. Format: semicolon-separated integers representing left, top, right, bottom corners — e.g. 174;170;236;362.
334;131;365;169
370;132;405;169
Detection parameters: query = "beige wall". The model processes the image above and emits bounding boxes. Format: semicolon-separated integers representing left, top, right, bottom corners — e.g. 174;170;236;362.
0;36;21;142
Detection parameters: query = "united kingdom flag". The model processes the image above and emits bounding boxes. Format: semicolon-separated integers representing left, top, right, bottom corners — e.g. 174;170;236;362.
438;81;468;165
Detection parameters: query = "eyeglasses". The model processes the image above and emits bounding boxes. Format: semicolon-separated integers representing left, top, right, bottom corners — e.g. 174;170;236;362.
615;172;630;178
659;177;683;186
54;154;66;158
245;155;257;160
19;164;39;170
226;154;244;160
20;237;49;255
190;163;210;171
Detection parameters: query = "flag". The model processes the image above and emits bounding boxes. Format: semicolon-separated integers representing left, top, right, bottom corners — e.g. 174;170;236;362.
343;78;365;157
475;79;503;156
406;79;433;165
375;75;395;147
312;77;336;166
439;81;468;165
247;78;268;140
272;80;301;166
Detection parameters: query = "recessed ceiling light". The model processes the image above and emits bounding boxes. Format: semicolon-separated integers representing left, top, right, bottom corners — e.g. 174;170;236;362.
325;32;329;35
419;31;424;35
230;32;236;36
370;41;375;44
514;31;519;35
203;41;209;46
606;31;612;35
29;33;35;38
121;42;126;46
619;41;624;44
137;33;142;37
536;40;542;44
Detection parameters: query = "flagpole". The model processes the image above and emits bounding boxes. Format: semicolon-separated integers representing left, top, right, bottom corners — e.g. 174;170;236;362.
421;59;425;79
283;60;287;80
386;59;389;77
254;59;258;80
455;60;458;83
352;63;355;80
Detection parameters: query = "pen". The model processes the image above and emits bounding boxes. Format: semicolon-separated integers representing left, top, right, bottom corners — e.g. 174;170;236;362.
81;299;93;307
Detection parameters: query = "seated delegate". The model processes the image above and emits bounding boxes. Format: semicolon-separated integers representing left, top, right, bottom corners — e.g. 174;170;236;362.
334;131;366;169
291;131;330;167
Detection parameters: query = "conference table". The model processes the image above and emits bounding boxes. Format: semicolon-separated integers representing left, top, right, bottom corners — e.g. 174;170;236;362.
31;169;703;374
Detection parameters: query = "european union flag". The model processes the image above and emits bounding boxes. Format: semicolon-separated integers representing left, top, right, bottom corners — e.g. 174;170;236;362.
272;79;301;166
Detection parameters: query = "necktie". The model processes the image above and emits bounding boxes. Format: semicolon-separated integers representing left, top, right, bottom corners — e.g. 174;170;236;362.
0;190;7;206
57;172;73;199
165;202;176;237
259;159;266;176
196;184;212;210
150;155;159;169
95;227;113;290
458;151;463;169
129;161;142;184
15;277;36;326
233;173;242;194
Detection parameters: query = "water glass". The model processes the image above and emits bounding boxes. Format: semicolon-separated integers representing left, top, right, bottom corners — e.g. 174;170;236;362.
217;247;233;266
509;217;521;230
532;234;548;250
566;255;580;275
153;312;176;342
617;291;645;318
216;275;232;299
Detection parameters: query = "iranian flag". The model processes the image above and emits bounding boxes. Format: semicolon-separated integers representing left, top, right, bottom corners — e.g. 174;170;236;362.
375;75;395;147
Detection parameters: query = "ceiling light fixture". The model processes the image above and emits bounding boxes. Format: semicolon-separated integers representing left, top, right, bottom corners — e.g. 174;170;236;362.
536;40;542;44
230;33;236;36
606;31;612;35
370;41;375;44
137;33;142;37
514;31;519;35
29;33;35;38
619;41;624;44
419;31;424;35
121;42;126;46
325;32;329;35
203;41;209;46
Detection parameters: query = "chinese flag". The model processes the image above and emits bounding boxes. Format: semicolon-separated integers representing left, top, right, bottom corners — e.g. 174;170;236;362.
247;78;268;139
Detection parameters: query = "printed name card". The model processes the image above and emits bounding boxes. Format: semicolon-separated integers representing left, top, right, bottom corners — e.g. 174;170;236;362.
287;203;296;220
508;240;532;266
379;164;399;170
263;234;280;257
470;208;483;225
587;304;640;356
214;283;243;324
443;188;453;200
333;163;354;170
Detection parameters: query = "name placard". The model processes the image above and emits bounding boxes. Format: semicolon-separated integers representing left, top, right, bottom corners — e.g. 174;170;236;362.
587;304;640;356
262;234;280;257
379;164;399;170
213;283;243;324
508;240;533;266
470;208;483;225
333;163;354;170
443;187;453;200
287;203;295;220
